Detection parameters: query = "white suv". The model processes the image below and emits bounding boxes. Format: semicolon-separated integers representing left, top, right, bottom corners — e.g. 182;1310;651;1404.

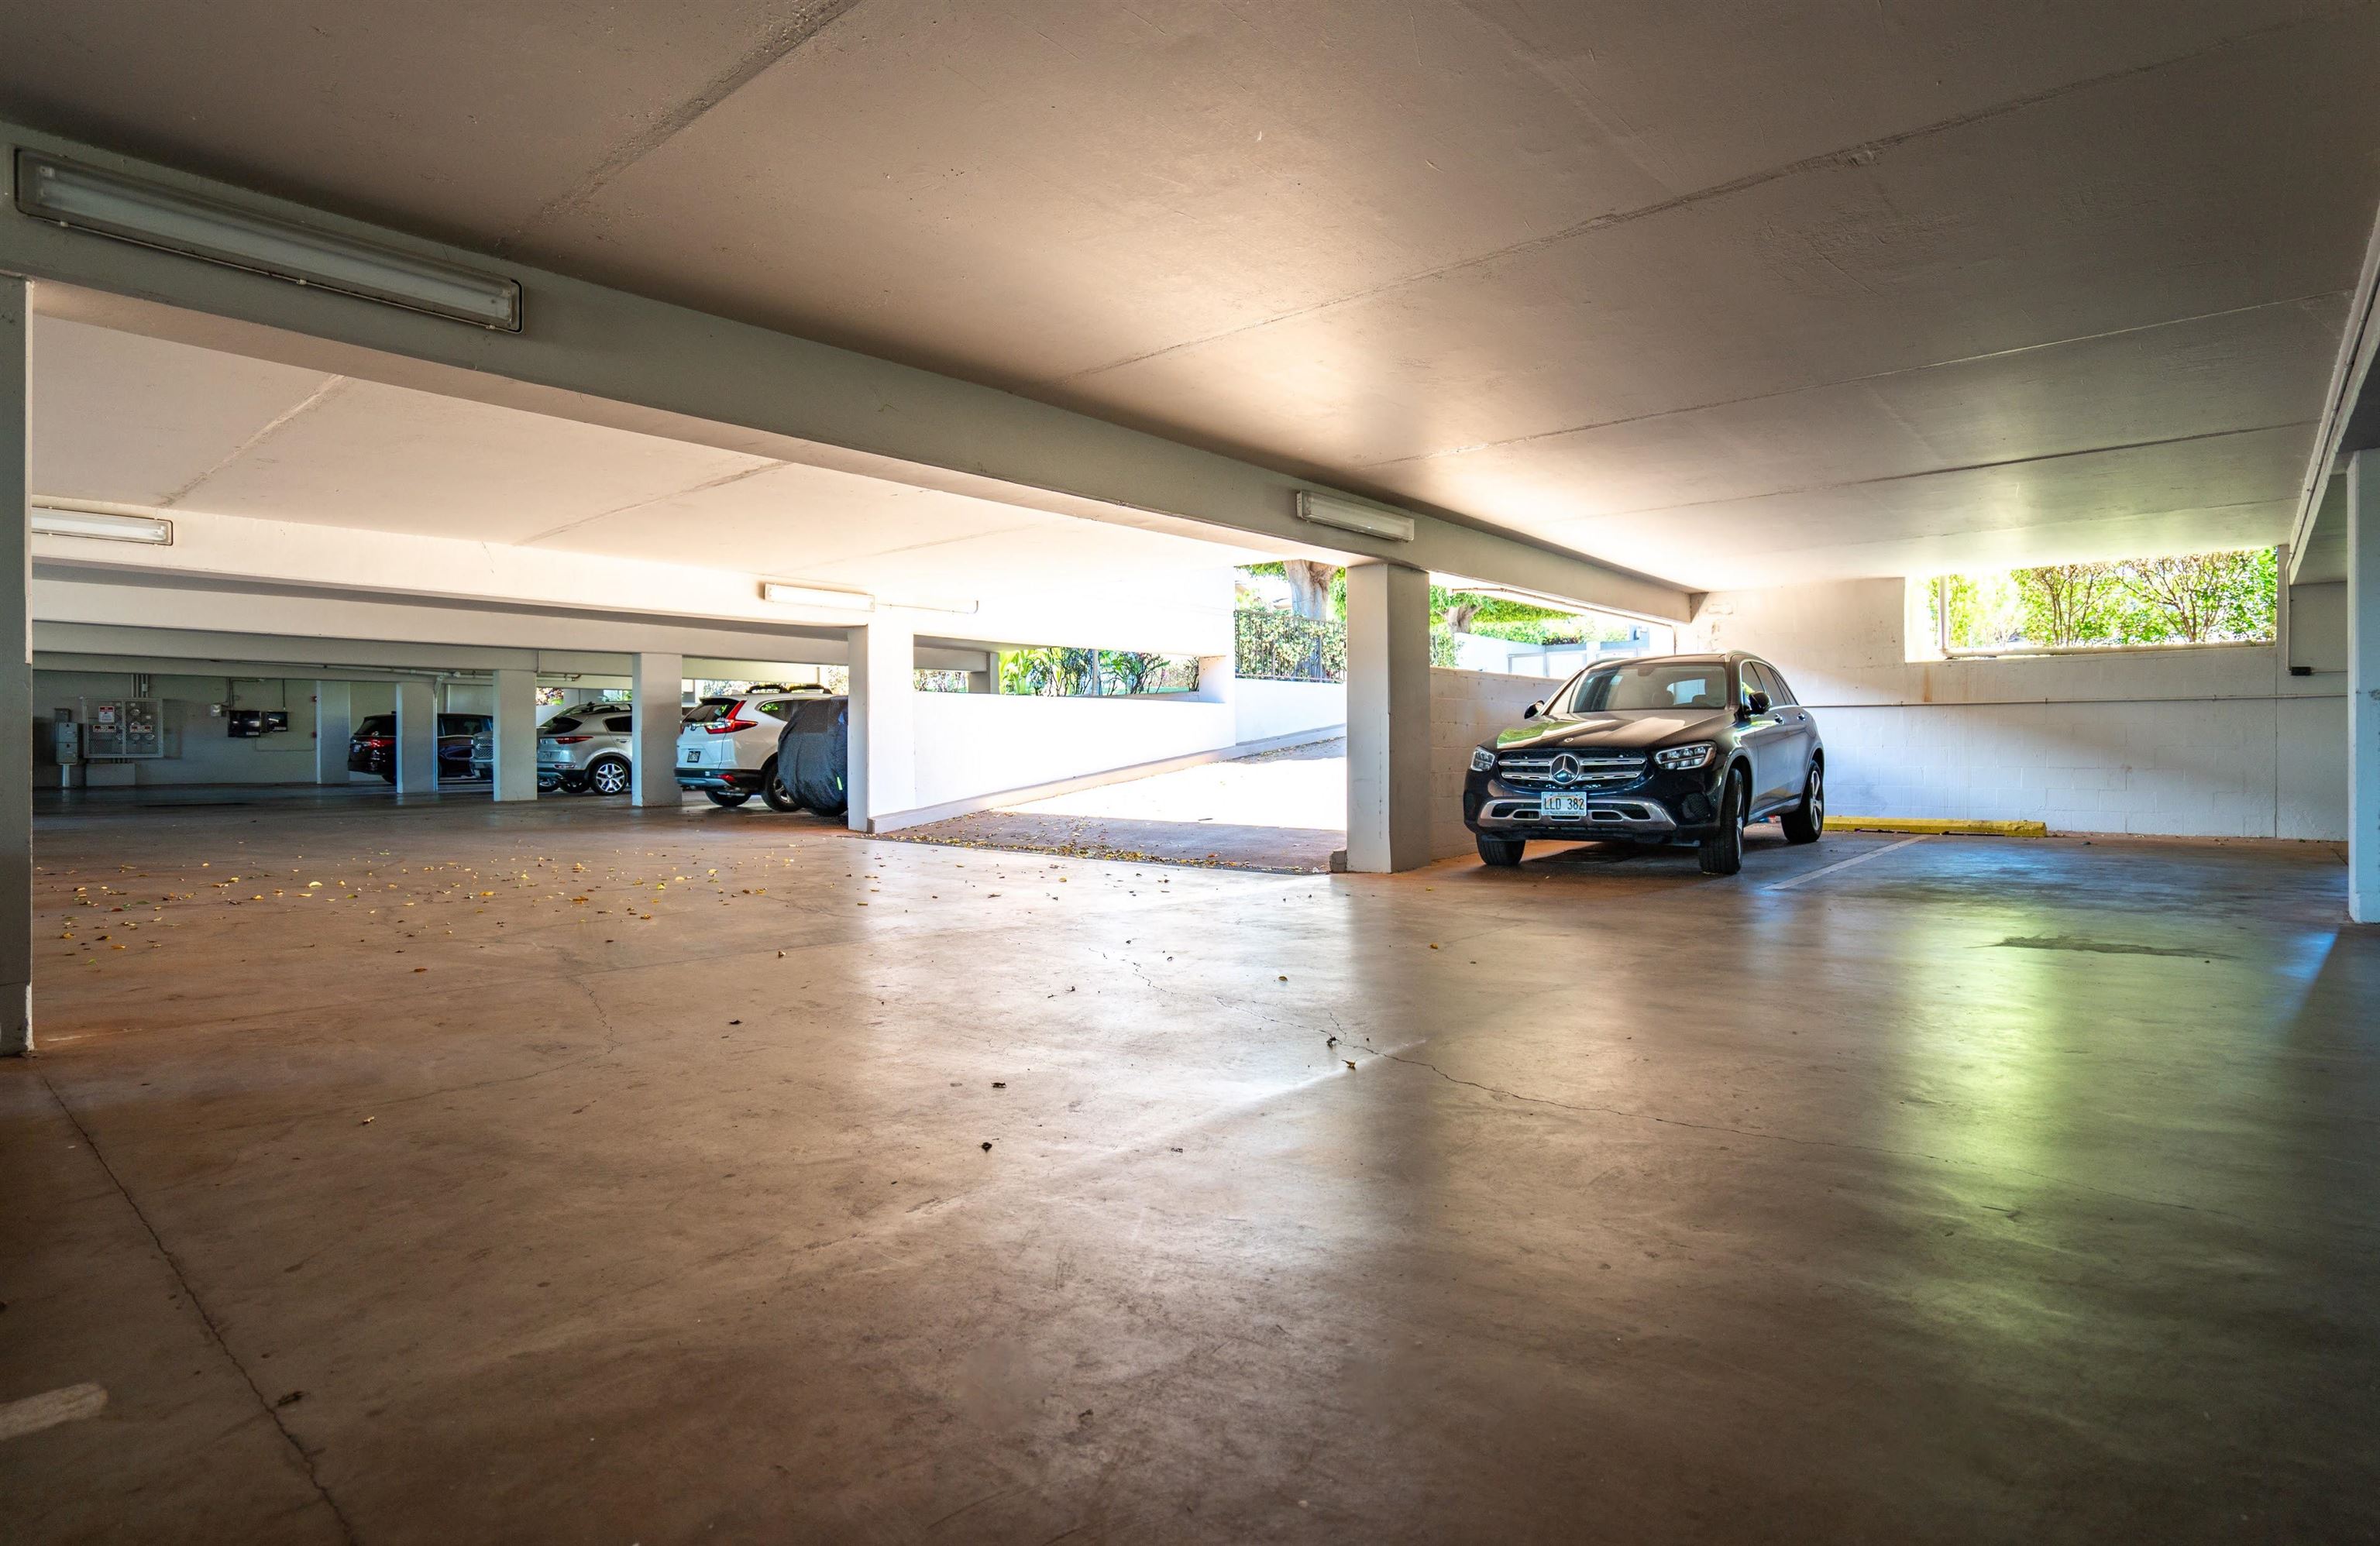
676;688;830;809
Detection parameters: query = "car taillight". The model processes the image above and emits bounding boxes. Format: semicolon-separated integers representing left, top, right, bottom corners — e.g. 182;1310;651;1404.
357;737;390;748
549;734;592;745
701;717;755;735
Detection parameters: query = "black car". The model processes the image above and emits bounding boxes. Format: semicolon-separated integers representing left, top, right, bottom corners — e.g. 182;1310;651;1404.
1462;652;1823;875
348;713;493;782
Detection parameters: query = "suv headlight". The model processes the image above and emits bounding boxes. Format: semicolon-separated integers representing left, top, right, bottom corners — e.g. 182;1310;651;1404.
1654;743;1715;771
1470;746;1496;772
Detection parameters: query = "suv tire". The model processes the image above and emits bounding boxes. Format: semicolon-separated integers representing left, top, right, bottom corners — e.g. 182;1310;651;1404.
586;755;632;797
705;789;751;808
1780;761;1824;845
1698;769;1746;876
1477;833;1525;867
758;758;800;813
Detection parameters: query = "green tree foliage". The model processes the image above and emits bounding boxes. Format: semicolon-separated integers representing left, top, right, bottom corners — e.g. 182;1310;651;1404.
1236;610;1346;682
1236;563;1570;674
1935;548;2276;652
997;648;1198;696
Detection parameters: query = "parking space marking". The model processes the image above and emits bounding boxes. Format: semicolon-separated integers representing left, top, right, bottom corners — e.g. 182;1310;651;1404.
0;1383;108;1443
1765;835;1928;892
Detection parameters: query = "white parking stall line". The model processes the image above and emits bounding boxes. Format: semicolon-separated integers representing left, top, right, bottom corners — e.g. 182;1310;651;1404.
0;1383;108;1443
1765;834;1928;892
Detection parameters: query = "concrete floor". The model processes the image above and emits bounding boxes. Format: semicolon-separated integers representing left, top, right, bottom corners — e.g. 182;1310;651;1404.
892;738;1346;872
2;795;2375;1544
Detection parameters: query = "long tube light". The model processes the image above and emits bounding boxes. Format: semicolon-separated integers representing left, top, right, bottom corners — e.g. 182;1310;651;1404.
14;151;521;331
1295;490;1415;543
761;581;875;612
30;499;174;545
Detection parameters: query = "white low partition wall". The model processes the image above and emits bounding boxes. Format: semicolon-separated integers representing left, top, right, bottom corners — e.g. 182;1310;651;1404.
1687;577;2347;840
899;690;1239;826
1233;677;1346;745
1430;668;1552;859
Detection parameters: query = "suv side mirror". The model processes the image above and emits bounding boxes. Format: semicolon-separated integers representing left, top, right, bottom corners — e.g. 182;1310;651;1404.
1523;699;1545;720
1743;690;1771;716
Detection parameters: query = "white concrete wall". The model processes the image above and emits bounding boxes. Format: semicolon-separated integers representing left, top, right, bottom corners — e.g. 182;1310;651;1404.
33;670;324;785
908;692;1236;811
1232;677;1345;745
1431;668;1553;858
1684;577;2349;839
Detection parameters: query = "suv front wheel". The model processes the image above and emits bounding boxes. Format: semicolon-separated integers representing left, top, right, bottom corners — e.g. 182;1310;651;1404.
1781;761;1824;845
1476;833;1525;867
1698;768;1746;876
759;757;800;813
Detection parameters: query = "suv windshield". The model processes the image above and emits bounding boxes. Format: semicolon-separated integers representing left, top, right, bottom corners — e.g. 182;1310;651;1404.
1567;660;1728;713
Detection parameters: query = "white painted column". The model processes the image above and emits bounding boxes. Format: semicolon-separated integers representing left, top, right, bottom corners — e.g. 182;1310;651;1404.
314;681;353;784
2;278;30;1055
492;668;538;802
2350;452;2379;923
845;617;917;832
629;651;683;807
393;679;438;794
1343;561;1433;873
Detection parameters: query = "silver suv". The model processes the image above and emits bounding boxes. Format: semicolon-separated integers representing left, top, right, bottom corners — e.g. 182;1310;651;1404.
676;686;830;809
537;707;640;795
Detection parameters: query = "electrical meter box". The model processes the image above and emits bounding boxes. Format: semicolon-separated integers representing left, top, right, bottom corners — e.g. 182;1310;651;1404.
83;698;164;759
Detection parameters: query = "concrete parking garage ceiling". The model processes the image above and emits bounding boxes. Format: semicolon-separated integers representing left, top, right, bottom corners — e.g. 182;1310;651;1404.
5;2;2377;587
29;315;1267;597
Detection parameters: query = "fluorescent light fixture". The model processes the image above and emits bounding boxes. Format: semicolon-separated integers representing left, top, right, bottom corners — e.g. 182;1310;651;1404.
14;150;521;331
760;581;875;611
30;499;174;545
1295;490;1415;543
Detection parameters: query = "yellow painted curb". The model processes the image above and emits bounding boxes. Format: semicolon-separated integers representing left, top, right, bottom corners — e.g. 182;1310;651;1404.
1823;816;2048;837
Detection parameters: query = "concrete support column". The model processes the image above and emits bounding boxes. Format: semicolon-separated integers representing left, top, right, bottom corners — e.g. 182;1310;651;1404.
2350;452;2379;923
846;617;917;832
629;652;683;807
966;666;996;694
1343;561;1433;873
492;668;538;802
314;681;353;784
2;278;29;1056
393;679;438;794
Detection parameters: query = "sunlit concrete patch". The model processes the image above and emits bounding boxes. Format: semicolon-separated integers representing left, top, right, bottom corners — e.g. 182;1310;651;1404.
0;1383;106;1442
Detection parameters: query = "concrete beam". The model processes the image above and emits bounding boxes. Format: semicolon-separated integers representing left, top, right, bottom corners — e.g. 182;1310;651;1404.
2290;198;2380;586
629;652;681;808
0;118;1689;623
31;594;989;675
2350;452;2378;923
1343;562;1434;874
2;277;28;1054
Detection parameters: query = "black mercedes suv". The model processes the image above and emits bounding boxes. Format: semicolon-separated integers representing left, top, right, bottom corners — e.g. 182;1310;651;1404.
1461;651;1824;875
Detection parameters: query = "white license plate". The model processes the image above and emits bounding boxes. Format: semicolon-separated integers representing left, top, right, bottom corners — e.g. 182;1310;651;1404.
1541;794;1590;816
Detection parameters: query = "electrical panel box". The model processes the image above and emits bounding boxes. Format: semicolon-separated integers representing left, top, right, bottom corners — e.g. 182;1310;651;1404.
51;716;82;765
225;709;291;738
83;698;165;758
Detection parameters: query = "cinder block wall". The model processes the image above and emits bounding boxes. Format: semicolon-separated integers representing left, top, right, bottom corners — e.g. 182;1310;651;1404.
1683;578;2347;840
1430;668;1549;857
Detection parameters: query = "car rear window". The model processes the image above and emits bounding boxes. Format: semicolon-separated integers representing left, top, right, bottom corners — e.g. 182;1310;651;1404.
439;715;491;733
355;716;394;736
544;716;583;733
680;699;742;725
